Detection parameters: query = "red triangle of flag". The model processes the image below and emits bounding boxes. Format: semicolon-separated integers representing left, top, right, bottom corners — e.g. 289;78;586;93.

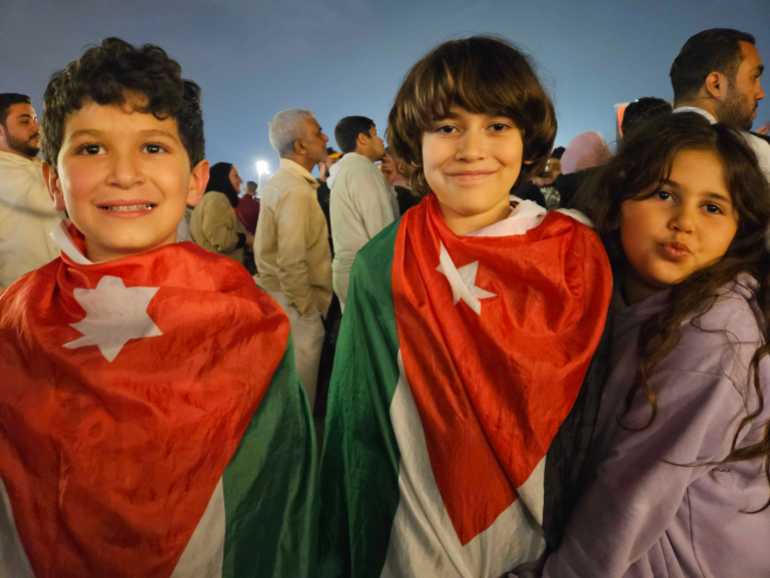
392;196;611;544
0;241;288;577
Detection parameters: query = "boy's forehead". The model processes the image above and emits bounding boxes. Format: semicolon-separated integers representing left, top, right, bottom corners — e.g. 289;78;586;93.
64;97;181;137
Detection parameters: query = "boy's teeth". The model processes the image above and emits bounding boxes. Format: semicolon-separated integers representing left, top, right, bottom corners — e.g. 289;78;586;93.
105;204;154;212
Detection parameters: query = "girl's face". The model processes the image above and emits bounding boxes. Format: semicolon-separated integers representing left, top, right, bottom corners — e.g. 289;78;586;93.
619;147;739;304
228;165;242;194
422;106;524;234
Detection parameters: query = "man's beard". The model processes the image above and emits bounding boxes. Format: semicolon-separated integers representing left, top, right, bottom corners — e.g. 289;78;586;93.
6;131;40;158
717;87;755;131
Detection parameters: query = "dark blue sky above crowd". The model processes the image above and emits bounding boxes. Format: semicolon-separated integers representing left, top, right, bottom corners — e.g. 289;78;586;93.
2;0;768;181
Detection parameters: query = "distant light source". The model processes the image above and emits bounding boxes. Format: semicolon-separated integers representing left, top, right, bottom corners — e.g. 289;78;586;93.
256;159;270;177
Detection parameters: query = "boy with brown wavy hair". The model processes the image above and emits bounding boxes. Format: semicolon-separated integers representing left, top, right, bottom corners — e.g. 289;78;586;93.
320;36;612;578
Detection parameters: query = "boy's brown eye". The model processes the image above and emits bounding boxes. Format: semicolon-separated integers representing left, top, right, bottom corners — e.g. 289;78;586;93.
77;144;102;155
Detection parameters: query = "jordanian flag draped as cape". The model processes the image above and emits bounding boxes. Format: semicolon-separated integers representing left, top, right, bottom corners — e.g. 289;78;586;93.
320;195;612;578
0;223;316;578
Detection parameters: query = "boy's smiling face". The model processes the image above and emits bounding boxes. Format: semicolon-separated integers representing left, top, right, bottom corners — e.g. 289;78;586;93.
45;97;208;262
422;106;524;235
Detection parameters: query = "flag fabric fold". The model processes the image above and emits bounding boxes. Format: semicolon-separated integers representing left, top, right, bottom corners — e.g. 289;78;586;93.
0;224;317;578
320;195;612;578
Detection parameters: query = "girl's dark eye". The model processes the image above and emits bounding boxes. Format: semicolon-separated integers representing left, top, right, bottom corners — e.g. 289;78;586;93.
144;144;163;153
435;125;456;134
655;190;671;201
704;203;723;214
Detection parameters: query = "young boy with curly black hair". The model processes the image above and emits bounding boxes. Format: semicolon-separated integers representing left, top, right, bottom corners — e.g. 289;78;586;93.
0;37;316;578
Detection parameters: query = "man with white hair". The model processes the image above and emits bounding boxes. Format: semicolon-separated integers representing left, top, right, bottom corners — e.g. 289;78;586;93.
0;93;60;291
254;109;332;406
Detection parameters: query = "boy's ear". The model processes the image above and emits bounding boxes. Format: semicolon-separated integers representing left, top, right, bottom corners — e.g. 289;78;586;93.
186;160;210;207
355;132;370;151
42;162;67;212
704;71;728;100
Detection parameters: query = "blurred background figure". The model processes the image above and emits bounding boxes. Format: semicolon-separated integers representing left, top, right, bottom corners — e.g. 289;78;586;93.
236;180;260;235
329;115;396;308
0;93;61;291
236;180;260;273
519;145;565;208
381;147;421;214
621;96;673;139
560;131;612;175
316;147;342;249
190;161;251;265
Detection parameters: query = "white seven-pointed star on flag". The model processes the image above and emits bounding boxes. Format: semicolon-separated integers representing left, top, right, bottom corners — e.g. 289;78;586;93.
435;242;496;315
64;275;163;362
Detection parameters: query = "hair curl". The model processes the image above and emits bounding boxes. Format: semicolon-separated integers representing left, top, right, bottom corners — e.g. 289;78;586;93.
387;35;556;195
42;37;204;166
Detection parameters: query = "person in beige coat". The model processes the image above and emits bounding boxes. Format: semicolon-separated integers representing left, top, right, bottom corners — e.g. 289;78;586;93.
190;161;250;263
254;109;332;407
0;94;61;291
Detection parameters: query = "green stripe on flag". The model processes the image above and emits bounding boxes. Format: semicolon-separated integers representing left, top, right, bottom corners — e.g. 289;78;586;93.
320;220;402;578
222;343;318;578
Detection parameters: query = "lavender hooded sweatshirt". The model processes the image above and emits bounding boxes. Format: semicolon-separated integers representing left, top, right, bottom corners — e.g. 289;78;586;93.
543;275;770;578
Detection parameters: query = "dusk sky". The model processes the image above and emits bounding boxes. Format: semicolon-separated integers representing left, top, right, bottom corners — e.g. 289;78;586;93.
3;0;768;182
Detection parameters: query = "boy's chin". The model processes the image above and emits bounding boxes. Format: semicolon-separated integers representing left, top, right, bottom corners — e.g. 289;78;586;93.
85;237;177;263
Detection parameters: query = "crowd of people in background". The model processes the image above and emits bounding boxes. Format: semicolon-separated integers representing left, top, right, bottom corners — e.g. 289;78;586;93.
0;24;769;578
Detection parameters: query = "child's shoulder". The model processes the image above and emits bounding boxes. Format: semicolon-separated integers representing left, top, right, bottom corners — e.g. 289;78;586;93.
552;207;594;228
694;274;762;340
1;258;60;307
167;242;259;294
357;217;401;261
663;275;764;378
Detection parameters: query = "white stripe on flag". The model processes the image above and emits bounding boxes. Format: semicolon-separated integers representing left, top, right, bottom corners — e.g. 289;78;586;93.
171;478;225;578
382;354;546;578
0;478;35;578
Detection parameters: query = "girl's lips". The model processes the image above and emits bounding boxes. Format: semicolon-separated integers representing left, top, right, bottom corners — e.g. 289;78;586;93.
659;241;691;260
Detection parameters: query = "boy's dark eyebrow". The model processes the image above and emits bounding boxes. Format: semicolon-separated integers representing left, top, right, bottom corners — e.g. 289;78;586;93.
434;110;513;121
136;129;180;139
67;128;179;140
67;129;102;140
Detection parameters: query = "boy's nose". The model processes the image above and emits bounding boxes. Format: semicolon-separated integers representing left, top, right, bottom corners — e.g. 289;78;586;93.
456;130;485;160
108;154;145;188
